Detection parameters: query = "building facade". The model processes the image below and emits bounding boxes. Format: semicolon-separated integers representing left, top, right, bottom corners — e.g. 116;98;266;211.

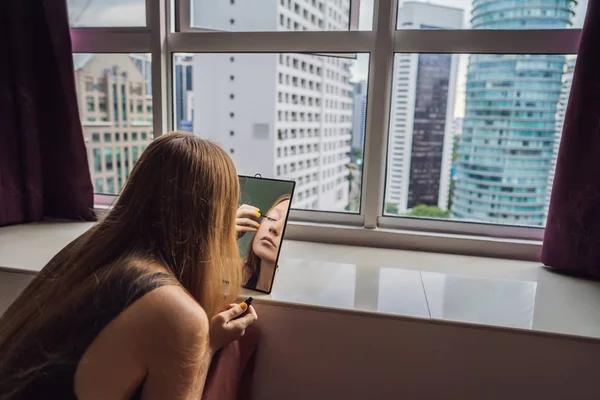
452;0;575;226
351;80;367;151
74;54;153;194
385;2;463;214
192;0;353;211
174;55;194;131
545;56;576;221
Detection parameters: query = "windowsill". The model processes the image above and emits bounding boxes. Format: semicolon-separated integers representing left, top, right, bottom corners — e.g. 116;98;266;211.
2;220;600;342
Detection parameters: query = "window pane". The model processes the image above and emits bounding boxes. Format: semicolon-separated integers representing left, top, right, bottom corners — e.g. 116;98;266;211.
384;53;575;227
74;53;153;195
191;0;373;31
67;0;146;27
174;52;369;213
396;0;586;30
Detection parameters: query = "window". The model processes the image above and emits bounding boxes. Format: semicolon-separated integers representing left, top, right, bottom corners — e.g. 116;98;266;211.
94;178;104;193
93;149;102;172
67;0;146;27
104;148;113;171
75;0;586;256
175;52;368;213
396;0;586;30
141;132;147;140
189;0;364;31
384;51;576;228
73;54;152;195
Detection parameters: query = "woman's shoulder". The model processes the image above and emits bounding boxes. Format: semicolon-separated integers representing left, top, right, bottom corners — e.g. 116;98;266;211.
131;284;209;342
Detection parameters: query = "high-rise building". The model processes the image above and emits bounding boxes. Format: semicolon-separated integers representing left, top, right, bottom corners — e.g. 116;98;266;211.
192;1;353;211
452;0;575;226
74;54;153;194
385;2;463;214
351;80;367;151
545;56;576;221
174;55;194;131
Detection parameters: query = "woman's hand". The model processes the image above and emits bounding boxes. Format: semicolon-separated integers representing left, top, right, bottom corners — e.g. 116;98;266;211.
208;303;258;354
236;204;261;239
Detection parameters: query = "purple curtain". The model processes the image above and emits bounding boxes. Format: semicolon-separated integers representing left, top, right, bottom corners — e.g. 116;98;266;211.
0;0;94;226
542;0;600;277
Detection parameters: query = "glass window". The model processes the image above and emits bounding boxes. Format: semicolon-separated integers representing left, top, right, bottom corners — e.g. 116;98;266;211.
384;53;576;227
67;0;146;27
106;177;115;194
190;0;367;31
104;148;113;171
396;0;586;30
93;149;102;172
132;132;138;141
73;54;152;194
132;146;139;163
141;132;147;140
94;178;104;193
174;52;369;213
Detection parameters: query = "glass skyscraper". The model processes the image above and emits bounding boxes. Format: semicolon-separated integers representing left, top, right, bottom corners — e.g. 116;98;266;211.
452;0;576;226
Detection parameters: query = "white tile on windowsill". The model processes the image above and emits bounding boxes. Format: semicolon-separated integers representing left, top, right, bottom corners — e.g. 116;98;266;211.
422;271;537;330
376;268;430;318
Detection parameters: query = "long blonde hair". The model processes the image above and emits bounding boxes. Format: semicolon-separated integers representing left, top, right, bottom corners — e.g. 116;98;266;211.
0;132;242;397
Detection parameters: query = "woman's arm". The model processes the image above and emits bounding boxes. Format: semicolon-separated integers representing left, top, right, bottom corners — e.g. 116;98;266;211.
139;287;213;400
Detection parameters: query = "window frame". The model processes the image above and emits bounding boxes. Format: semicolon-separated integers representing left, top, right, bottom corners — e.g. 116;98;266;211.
74;0;583;260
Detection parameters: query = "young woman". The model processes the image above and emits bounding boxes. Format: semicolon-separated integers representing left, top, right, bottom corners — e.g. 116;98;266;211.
240;196;291;292
0;132;257;399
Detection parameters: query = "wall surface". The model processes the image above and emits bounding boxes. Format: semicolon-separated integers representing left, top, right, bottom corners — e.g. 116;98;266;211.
2;269;599;399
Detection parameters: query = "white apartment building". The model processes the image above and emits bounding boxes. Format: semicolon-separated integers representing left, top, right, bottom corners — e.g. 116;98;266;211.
192;0;353;211
385;2;462;213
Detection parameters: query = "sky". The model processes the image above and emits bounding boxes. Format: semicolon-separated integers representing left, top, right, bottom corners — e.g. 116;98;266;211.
69;0;589;118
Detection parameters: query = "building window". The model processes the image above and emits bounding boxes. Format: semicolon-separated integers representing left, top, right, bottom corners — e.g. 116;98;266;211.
132;132;138;141
141;132;147;140
91;133;100;143
106;177;115;194
94;178;104;193
104;133;111;142
105;148;113;171
93;149;102;172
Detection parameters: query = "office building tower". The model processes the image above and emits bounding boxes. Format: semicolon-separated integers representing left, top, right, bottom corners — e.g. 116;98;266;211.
192;0;353;211
74;54;153;194
545;56;576;220
452;0;575;226
351;80;367;151
174;55;194;131
385;2;463;214
130;54;152;95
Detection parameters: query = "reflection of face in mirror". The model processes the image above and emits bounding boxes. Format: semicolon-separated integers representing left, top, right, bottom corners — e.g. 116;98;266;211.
244;196;291;292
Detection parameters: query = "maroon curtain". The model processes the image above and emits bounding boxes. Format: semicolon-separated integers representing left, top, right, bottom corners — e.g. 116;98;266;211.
542;0;600;277
0;0;94;226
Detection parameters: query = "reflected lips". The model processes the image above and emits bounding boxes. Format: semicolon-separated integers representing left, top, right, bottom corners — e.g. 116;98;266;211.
261;236;276;248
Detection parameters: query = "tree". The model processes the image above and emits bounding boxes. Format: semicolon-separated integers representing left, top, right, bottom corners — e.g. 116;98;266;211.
408;205;451;218
385;202;399;215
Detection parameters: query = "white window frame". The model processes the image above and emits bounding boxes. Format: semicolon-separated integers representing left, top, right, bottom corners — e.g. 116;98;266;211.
72;0;582;260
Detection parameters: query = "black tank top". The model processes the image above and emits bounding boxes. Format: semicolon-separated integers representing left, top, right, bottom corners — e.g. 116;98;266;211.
12;271;175;400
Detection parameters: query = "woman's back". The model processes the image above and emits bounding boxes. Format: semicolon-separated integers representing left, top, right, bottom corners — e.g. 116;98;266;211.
1;261;177;399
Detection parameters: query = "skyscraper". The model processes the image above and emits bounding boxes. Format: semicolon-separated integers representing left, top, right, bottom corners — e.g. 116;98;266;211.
452;0;575;226
351;80;367;151
174;55;194;131
74;54;153;194
192;1;353;211
545;56;576;221
385;2;463;214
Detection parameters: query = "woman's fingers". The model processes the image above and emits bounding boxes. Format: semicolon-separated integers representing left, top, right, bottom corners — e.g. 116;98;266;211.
237;204;261;220
236;218;260;230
